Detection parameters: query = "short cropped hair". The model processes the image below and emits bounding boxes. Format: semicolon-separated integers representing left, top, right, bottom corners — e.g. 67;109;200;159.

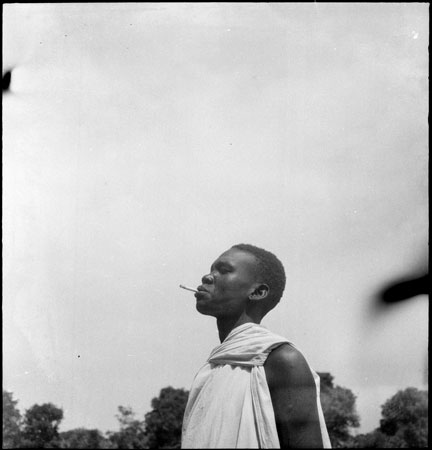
231;244;286;304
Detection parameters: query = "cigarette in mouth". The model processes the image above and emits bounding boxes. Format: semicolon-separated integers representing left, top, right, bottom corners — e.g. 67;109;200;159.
179;284;198;293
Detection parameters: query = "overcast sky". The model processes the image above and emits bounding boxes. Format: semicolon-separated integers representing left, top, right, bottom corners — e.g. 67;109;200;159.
3;3;428;435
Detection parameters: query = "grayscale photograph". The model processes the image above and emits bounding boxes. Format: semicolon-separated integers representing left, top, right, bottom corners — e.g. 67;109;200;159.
3;3;428;448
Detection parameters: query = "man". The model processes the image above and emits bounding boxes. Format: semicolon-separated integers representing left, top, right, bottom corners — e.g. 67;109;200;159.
181;244;331;448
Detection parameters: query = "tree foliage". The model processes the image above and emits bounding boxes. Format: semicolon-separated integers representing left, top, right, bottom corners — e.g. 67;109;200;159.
21;403;64;448
143;386;189;449
59;428;114;448
351;429;407;448
107;406;148;449
380;387;428;447
3;390;22;448
318;372;360;448
352;387;428;448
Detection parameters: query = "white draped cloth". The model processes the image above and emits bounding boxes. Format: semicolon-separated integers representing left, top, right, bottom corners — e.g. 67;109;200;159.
181;322;331;448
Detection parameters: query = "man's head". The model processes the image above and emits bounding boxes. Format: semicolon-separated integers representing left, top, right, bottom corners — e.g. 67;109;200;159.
231;244;286;305
194;244;286;320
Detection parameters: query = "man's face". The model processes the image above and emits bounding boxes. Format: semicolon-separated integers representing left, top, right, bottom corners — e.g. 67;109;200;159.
194;248;259;318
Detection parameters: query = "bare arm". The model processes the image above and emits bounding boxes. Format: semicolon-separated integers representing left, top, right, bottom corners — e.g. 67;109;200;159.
264;343;325;448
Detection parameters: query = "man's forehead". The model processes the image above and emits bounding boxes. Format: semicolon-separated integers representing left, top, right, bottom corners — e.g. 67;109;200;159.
212;248;258;267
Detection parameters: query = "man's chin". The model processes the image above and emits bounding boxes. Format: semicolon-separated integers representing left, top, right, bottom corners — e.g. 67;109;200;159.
195;301;214;316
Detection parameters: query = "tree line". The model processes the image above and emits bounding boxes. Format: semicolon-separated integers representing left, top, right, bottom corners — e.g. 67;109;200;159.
3;373;428;448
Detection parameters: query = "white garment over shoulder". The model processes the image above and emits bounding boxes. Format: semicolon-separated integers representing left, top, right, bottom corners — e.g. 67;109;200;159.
181;323;331;449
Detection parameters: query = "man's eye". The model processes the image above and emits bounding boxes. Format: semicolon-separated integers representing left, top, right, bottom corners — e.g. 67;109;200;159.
219;267;231;274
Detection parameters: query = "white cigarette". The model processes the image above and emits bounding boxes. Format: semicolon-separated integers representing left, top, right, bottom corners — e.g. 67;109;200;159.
179;284;198;293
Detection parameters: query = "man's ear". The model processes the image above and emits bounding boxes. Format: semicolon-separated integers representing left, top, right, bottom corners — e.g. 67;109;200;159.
249;284;269;301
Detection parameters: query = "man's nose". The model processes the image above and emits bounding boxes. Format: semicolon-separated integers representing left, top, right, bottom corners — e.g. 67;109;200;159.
202;274;214;285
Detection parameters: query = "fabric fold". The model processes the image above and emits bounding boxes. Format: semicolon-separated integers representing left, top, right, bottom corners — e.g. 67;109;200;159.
181;322;331;448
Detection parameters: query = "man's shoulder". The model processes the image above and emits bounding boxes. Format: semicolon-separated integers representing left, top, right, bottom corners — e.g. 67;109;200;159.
265;343;306;370
264;343;315;388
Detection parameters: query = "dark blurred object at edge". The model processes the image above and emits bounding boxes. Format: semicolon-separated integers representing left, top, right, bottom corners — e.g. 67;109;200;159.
379;273;429;304
3;69;12;92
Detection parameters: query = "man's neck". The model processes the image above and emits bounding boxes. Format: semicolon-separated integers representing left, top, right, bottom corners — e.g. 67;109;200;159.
216;313;259;343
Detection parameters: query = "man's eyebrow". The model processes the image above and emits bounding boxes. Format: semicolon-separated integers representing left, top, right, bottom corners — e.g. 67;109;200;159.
210;260;234;271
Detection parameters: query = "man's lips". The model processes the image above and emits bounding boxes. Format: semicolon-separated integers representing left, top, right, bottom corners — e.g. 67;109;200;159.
195;286;211;298
197;286;210;292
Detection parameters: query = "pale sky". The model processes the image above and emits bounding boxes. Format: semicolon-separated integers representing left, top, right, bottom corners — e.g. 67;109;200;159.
3;3;428;435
